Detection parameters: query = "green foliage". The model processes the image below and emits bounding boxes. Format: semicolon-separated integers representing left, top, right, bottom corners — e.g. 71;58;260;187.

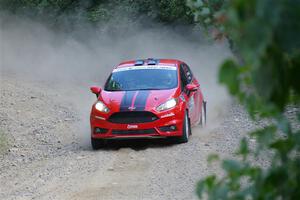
189;0;225;22
157;0;194;23
0;0;194;29
189;0;300;199
219;59;240;95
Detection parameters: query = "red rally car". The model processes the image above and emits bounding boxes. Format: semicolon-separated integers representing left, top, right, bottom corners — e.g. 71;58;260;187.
90;58;206;149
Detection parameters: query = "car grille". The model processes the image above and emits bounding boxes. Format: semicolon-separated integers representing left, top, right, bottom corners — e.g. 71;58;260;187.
108;111;158;124
112;128;157;135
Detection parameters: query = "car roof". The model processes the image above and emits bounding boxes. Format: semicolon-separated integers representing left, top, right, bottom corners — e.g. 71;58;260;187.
115;58;183;69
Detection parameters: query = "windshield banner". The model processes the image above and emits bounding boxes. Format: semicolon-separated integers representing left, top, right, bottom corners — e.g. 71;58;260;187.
113;65;177;73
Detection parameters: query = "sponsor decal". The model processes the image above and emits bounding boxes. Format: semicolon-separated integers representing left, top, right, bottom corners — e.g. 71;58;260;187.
161;113;175;118
127;124;138;129
128;106;136;111
113;65;176;72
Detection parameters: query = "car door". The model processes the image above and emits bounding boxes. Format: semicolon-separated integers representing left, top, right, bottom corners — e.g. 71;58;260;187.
180;63;202;125
188;64;203;125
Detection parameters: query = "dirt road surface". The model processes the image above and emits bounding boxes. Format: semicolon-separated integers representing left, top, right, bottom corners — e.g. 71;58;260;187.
0;74;257;200
0;18;259;200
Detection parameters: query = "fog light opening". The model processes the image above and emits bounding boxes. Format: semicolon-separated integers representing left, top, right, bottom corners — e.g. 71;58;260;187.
159;125;177;132
94;127;108;134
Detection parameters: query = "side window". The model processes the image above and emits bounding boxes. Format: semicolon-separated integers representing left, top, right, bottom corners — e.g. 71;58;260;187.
180;64;188;91
184;64;193;83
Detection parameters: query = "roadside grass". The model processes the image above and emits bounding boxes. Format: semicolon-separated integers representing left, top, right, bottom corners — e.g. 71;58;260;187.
0;129;9;155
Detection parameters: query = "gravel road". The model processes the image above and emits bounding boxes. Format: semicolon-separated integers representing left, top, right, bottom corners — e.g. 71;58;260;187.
0;17;261;199
0;73;259;200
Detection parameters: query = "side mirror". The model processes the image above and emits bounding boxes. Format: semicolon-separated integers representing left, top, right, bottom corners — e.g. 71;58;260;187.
186;83;198;92
90;86;102;97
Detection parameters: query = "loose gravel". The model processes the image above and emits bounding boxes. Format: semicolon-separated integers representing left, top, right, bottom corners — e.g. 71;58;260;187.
0;75;263;200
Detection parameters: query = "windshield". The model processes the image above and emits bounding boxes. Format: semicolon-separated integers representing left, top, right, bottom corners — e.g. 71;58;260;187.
105;66;178;91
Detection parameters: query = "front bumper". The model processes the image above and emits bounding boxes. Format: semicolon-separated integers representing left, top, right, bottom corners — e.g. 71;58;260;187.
90;109;184;139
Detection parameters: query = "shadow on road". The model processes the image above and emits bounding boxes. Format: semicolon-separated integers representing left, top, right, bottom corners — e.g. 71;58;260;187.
95;138;177;151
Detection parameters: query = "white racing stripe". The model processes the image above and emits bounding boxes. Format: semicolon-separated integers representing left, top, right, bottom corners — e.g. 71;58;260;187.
113;65;177;72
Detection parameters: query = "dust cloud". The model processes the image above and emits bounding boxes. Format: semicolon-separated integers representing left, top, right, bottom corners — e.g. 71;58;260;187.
0;14;232;144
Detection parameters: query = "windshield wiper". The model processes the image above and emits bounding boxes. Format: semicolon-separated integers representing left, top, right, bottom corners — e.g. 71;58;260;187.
138;88;164;90
106;89;123;91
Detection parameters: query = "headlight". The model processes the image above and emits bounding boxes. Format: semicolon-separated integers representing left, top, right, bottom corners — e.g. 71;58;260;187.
95;101;110;113
156;98;178;112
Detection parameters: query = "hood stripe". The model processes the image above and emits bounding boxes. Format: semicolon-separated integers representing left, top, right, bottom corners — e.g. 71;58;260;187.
120;91;135;111
131;91;139;108
134;91;150;111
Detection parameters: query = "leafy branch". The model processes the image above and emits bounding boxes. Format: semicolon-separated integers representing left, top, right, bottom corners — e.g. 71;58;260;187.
188;0;300;199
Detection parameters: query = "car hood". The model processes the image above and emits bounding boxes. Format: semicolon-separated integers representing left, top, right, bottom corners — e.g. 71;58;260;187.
100;88;178;112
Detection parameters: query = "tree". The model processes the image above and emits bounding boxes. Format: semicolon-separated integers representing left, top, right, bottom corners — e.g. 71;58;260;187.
188;0;300;199
0;0;194;28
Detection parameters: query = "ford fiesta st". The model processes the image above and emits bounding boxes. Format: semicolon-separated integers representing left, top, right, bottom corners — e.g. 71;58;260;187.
90;58;206;149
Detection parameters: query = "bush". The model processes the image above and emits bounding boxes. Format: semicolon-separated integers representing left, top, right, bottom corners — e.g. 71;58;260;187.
0;0;194;28
188;0;300;199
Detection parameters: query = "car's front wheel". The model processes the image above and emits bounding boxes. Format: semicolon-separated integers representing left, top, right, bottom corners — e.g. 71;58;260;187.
91;137;105;150
176;111;191;143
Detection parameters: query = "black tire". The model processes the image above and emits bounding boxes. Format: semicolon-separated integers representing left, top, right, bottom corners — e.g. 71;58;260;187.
200;100;207;126
176;111;191;143
91;137;105;150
